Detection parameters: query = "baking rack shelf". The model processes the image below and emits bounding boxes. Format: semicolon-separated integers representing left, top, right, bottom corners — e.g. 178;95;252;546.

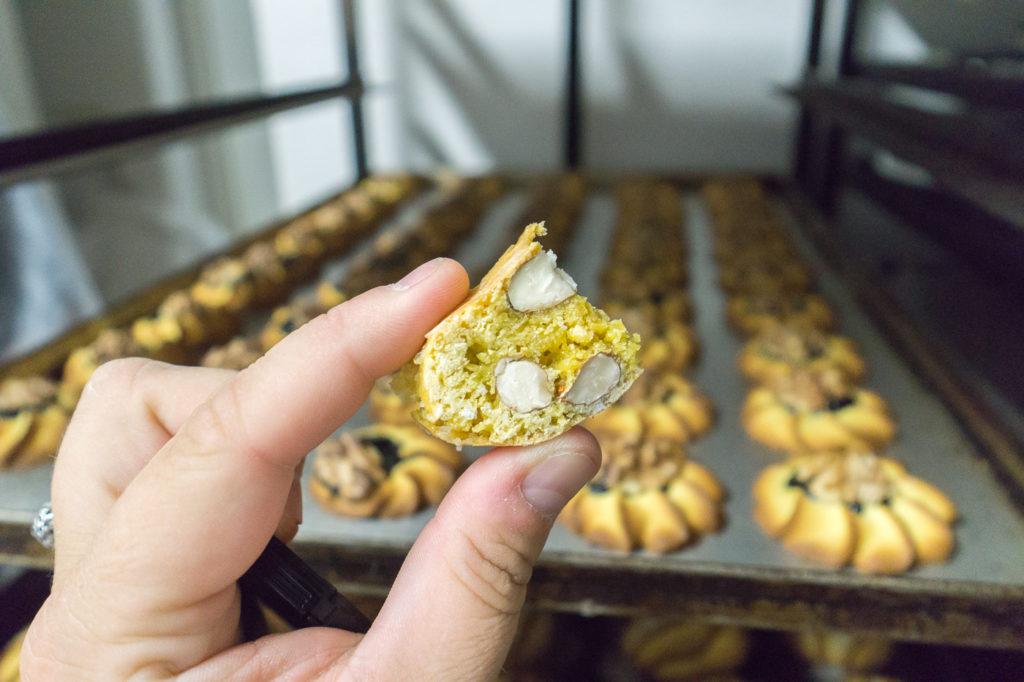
3;177;1023;650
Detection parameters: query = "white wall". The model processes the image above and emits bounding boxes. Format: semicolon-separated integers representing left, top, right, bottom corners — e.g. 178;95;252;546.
362;0;808;174
583;0;806;173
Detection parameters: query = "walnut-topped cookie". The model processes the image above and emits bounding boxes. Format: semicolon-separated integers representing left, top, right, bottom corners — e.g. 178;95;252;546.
395;223;642;446
753;451;956;573
309;424;463;518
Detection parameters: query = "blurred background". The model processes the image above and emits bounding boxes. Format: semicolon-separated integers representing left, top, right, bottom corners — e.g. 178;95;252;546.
1;0;949;361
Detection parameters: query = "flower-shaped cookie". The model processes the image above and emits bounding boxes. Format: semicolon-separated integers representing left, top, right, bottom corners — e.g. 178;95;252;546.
753;451;956;573
560;410;723;553
726;292;834;337
309;424;463;518
259;299;324;351
0;377;69;469
190;257;255;318
59;329;143;409
742;368;895;451
621;617;750;682
200;337;264;371
396;223;642;446
738;323;865;384
615;373;715;444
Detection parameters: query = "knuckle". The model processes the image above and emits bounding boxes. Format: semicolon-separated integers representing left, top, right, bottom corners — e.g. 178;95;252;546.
78;357;151;408
450;528;533;616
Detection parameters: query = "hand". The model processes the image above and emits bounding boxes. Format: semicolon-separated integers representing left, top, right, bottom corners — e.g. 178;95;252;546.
21;258;601;681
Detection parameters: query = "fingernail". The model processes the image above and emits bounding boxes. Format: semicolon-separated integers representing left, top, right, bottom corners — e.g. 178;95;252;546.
520;451;598;518
389;258;444;291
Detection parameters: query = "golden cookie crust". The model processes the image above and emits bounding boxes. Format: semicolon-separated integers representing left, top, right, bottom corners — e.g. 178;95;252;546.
397;223;642;446
309;424;463;518
752;451;956;574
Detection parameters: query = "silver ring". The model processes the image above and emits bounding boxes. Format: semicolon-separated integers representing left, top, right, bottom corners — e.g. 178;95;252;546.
31;502;54;549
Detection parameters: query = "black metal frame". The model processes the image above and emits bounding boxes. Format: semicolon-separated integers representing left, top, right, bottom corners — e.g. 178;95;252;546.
0;0;370;188
0;0;588;185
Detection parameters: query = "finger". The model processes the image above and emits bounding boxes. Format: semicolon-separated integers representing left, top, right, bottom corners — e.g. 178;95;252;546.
353;427;600;681
52;359;236;579
92;258;469;603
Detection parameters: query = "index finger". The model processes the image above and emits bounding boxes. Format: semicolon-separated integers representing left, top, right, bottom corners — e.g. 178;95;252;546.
94;258;469;604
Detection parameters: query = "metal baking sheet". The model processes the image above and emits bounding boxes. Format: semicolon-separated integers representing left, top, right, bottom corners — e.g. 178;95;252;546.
296;186;1024;581
3;180;1023;646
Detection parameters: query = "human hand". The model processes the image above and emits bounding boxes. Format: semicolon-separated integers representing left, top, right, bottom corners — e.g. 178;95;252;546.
21;258;601;680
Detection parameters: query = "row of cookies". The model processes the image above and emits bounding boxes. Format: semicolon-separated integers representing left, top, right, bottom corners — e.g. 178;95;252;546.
0;175;422;471
200;176;505;372
560;179;725;554
702;178;957;575
308;175;592;520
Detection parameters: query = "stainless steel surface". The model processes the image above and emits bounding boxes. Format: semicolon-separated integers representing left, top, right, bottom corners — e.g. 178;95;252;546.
2;182;1023;614
293;187;1024;586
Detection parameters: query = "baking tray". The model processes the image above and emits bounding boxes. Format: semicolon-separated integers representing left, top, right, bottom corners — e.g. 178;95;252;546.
2;179;1023;649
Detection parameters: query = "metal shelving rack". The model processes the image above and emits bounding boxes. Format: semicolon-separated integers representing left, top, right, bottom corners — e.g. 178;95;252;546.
2;0;1024;653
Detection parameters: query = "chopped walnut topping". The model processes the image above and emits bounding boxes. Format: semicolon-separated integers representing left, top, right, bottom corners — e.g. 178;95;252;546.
244;242;281;271
592;432;684;493
313;433;393;500
773;368;853;412
90;329;140;363
796;452;893;506
201;337;263;370
0;377;57;412
759;325;827;364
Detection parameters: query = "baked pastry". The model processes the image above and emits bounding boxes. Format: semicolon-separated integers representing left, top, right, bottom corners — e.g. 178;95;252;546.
718;259;813;295
307;201;353;254
791;630;892;672
58;329;143;409
259;299;324;351
559;412;723;553
626;373;715;444
396;223;642;446
200;336;264;371
309;424;462;518
621;617;749;682
0;627;24;682
726;292;835;337
368;377;417;426
243;241;290;306
274;218;326;284
742;368;895;451
0;377;69;469
752;451;956;573
191;257;255;316
738;323;865;384
315;281;347;311
611;302;698;372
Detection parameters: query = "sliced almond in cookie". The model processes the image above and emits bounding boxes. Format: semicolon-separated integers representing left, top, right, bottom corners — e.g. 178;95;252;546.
395;223;642;446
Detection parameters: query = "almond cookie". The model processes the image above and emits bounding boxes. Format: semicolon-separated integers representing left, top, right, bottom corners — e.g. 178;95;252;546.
396;223;642;446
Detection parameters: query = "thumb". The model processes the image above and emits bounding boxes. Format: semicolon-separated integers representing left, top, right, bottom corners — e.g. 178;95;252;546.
351;427;600;680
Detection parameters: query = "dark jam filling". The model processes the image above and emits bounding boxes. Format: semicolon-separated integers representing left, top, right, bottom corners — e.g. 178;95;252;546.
588;481;609;493
826;396;855;412
0;407;23;419
363;436;402;473
281;320;297;334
